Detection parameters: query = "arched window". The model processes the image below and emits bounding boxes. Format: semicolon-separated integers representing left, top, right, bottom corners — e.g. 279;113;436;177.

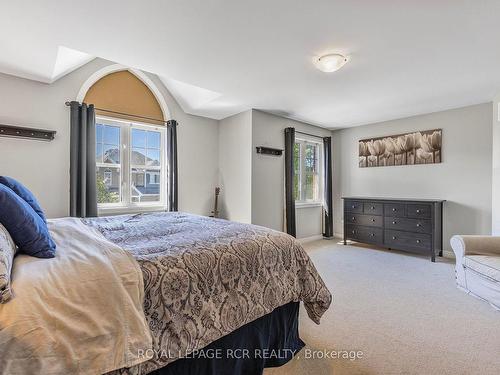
83;70;167;209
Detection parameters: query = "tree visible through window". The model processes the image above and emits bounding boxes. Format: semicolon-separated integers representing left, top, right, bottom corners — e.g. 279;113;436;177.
293;139;322;203
96;123;121;204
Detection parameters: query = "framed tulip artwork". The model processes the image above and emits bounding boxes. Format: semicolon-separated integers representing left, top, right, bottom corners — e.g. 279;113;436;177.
359;129;442;168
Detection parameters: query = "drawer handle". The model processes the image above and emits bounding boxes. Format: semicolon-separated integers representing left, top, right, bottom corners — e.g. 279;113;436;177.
392;208;397;212
371;206;375;210
416;209;421;213
392;236;397;240
352;205;356;209
352;217;355;220
392;221;396;224
370;233;375;237
416;239;421;244
352;230;356;234
416;223;421;227
371;219;375;222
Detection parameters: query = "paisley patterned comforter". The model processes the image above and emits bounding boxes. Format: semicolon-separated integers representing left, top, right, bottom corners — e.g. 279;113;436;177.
85;212;332;374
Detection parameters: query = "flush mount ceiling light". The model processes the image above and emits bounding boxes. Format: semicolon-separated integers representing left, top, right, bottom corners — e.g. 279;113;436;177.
314;54;348;73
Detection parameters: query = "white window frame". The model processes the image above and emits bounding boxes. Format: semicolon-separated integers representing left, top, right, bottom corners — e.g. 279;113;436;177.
294;137;323;207
96;116;167;214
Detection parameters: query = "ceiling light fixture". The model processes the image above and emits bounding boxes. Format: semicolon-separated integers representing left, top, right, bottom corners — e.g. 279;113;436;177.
314;54;348;73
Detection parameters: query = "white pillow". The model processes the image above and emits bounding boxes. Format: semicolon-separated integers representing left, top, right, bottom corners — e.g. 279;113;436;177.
0;223;17;303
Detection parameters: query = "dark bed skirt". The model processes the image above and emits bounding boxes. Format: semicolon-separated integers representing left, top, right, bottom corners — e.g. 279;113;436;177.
150;302;304;375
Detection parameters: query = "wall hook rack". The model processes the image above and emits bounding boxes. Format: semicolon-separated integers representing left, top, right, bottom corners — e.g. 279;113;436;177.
0;124;56;141
256;146;283;156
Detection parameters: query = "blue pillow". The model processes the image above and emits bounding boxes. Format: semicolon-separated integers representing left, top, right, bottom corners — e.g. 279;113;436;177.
0;184;56;258
0;176;46;223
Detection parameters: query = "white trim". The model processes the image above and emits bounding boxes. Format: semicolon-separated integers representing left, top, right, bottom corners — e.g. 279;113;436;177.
98;205;167;216
76;63;171;120
297;234;324;243
296;202;323;208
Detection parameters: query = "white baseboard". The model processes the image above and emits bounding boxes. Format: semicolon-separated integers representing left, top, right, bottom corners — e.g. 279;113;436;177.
443;250;455;259
297;234;324;243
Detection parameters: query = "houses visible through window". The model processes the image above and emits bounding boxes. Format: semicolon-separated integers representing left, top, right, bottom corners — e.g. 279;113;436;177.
96;117;164;208
293;139;322;203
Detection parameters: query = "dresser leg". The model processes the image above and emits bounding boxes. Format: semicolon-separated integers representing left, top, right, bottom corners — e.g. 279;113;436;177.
431;254;436;262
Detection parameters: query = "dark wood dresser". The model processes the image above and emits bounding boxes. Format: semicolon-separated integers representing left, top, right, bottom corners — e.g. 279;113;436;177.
342;197;444;262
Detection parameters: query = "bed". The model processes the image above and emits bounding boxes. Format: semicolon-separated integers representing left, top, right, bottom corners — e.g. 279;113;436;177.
0;212;332;375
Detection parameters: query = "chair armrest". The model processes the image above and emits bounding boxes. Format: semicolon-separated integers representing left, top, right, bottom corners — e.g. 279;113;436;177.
450;235;500;258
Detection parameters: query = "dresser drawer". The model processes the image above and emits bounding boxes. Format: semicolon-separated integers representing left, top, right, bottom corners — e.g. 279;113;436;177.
346;213;383;227
345;200;363;213
347;225;383;244
407;204;432;219
384;230;431;250
384;203;406;217
363;202;383;215
384;217;432;234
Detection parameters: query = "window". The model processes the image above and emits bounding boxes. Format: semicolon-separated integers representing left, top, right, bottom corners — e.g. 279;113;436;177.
96;123;121;204
103;170;113;186
293;139;322;203
96;117;164;209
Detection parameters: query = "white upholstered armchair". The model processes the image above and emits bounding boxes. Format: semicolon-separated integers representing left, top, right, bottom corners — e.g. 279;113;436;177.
450;235;500;310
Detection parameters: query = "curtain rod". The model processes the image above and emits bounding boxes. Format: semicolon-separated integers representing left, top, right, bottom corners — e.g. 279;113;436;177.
65;101;170;125
295;130;325;139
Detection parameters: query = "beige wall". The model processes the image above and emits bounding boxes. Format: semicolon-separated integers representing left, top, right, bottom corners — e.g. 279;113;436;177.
0;58;219;218
492;95;500;235
218;110;252;223
333;103;493;251
251;110;332;236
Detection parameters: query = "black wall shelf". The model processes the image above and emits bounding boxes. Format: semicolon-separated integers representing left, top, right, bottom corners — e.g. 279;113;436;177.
256;146;283;156
0;124;56;141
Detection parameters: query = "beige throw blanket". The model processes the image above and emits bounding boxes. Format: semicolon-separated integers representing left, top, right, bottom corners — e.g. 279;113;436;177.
0;218;152;375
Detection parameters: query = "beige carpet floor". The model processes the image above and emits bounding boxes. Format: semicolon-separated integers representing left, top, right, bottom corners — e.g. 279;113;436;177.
265;240;500;375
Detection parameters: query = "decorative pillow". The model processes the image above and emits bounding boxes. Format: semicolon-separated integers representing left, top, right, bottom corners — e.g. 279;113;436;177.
0;184;56;258
0;224;17;303
0;176;47;223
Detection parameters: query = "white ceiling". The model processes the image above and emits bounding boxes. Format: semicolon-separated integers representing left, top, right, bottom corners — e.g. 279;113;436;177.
1;1;500;128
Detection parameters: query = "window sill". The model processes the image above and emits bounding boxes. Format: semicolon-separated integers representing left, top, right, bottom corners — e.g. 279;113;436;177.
98;205;167;216
295;202;323;209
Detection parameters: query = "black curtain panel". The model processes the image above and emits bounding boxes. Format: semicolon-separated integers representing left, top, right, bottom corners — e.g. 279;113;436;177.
69;101;97;218
323;136;333;238
167;120;178;211
284;127;296;237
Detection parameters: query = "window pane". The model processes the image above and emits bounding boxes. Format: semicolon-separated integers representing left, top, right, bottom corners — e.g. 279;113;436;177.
96;167;120;203
147;131;160;149
132;129;146;148
96;124;103;143
146;149;160;166
103;125;120;145
305;144;317;172
103;144;120;164
131;168;160;203
305;174;314;200
96;143;103;163
293;143;300;201
132;148;146;165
